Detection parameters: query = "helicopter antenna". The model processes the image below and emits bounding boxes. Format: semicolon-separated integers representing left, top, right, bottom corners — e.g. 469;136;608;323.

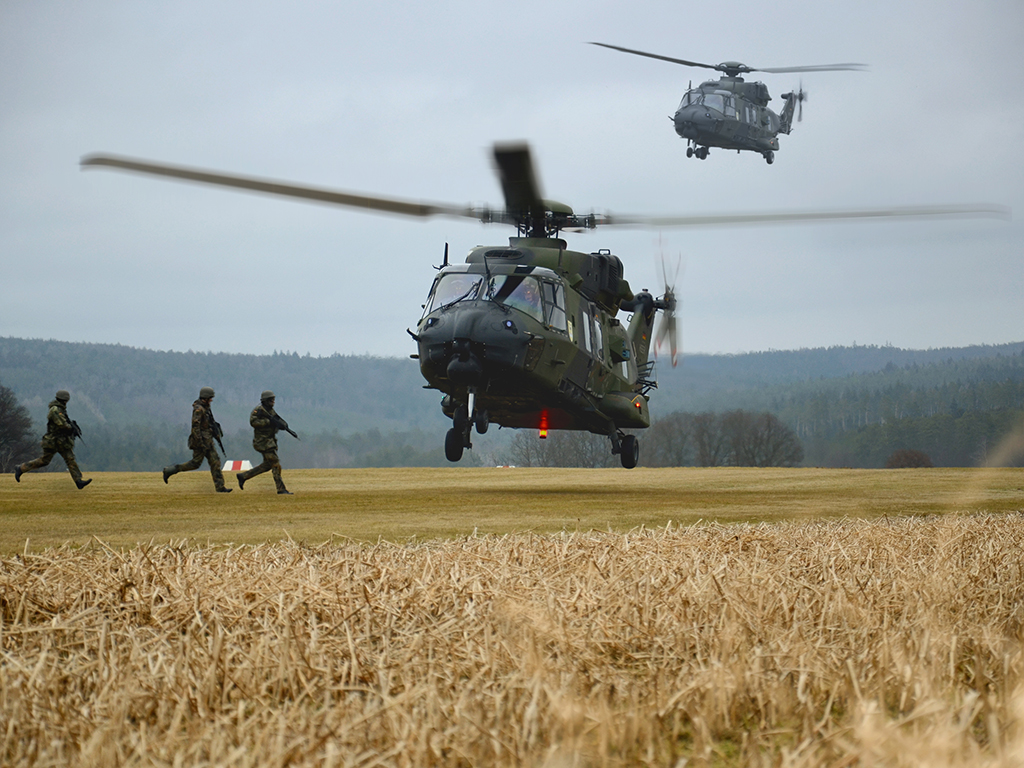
434;242;450;271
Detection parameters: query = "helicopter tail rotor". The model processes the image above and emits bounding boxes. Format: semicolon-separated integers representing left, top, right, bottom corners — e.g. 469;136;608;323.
654;254;681;368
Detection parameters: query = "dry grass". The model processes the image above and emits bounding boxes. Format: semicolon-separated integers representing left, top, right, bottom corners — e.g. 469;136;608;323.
2;466;1023;553
3;512;1024;766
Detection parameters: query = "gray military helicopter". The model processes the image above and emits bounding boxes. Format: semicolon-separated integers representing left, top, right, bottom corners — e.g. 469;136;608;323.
591;42;865;164
81;145;1005;467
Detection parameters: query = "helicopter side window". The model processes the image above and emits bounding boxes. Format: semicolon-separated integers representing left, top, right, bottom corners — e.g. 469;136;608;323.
580;306;593;354
591;312;604;363
541;281;567;332
424;273;482;315
487;275;544;323
724;96;737;119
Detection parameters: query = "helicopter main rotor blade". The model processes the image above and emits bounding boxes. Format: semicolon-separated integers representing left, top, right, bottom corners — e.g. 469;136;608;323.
80;154;480;221
603;204;1010;228
590;42;720;72
82;153;1009;235
757;63;867;74
590;43;866;76
492;143;546;219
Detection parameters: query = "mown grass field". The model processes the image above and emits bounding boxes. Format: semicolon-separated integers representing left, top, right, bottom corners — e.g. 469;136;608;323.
2;467;1023;766
2;466;1022;553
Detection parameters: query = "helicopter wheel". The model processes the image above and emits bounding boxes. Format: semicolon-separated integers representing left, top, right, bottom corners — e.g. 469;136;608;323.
619;434;639;469
686;147;694;158
475;409;489;434
444;428;464;462
764;151;774;165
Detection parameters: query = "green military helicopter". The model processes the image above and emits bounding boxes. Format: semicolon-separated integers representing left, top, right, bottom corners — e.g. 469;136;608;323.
81;144;1005;467
591;42;866;164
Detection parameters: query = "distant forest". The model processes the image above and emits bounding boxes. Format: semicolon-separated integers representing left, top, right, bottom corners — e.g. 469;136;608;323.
2;337;1022;470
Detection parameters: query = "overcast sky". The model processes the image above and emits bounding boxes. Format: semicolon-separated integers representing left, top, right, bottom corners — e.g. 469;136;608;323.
2;0;1021;361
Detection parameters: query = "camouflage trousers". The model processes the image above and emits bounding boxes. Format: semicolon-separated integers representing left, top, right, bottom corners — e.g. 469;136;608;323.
19;445;83;483
167;445;225;490
238;450;287;492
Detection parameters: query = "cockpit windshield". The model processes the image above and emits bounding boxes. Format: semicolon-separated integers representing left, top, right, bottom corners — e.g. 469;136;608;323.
487;274;544;323
701;93;726;113
424;272;482;315
678;90;698;109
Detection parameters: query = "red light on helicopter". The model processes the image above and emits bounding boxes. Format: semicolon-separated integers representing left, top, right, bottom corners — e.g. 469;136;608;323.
539;410;549;439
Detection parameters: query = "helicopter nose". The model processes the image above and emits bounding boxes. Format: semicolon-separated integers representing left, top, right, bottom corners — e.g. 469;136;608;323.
447;339;484;385
674;107;702;139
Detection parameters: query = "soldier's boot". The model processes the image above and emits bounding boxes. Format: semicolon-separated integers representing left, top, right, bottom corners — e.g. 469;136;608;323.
76;478;92;490
237;473;246;490
216;487;232;493
278;489;294;495
14;465;23;483
162;466;174;484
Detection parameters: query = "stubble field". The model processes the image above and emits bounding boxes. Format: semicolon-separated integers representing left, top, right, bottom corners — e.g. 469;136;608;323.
2;467;1024;766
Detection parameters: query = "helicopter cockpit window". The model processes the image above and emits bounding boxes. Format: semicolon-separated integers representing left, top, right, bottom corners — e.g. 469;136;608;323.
678;90;698;109
487;274;544;323
424;273;483;315
541;281;568;332
702;93;726;113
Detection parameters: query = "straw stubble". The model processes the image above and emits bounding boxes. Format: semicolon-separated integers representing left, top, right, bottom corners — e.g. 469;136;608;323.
2;513;1024;766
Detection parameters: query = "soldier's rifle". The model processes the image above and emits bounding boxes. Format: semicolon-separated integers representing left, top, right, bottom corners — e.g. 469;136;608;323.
70;420;84;443
210;416;226;454
271;413;300;440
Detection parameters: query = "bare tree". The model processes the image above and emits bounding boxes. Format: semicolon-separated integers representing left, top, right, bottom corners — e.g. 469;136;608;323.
644;412;692;467
0;382;36;473
693;412;728;467
752;412;804;467
505;429;613;468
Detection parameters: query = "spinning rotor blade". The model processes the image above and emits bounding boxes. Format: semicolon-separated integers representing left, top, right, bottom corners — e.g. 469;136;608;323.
590;42;720;72
654;255;681;368
757;63;866;74
590;42;865;77
604;204;1010;229
492;142;545;218
82;150;1009;237
81;154;479;222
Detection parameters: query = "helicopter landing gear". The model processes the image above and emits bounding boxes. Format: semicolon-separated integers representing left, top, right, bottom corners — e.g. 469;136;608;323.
686;144;709;160
444;428;464;462
609;430;640;469
445;390;488;462
686;146;693;158
763;150;774;164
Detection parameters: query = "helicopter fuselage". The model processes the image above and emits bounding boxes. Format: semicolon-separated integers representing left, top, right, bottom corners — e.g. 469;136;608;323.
673;77;797;163
413;237;655;441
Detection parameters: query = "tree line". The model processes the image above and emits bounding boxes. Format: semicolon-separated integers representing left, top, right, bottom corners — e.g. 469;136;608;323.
4;337;1023;470
501;410;803;468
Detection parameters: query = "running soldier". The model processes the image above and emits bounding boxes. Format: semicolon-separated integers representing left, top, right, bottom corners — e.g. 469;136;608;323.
14;390;92;489
237;390;295;494
162;386;231;492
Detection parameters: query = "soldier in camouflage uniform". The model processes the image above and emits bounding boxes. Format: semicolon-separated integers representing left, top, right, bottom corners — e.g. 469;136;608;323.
15;390;92;489
162;386;231;492
237;390;294;494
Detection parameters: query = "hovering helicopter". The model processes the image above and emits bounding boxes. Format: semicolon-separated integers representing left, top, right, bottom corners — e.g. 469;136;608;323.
81;145;1006;467
591;42;866;164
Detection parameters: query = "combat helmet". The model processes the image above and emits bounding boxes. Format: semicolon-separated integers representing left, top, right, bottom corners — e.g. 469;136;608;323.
55;390;70;402
199;386;215;399
261;390;275;401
